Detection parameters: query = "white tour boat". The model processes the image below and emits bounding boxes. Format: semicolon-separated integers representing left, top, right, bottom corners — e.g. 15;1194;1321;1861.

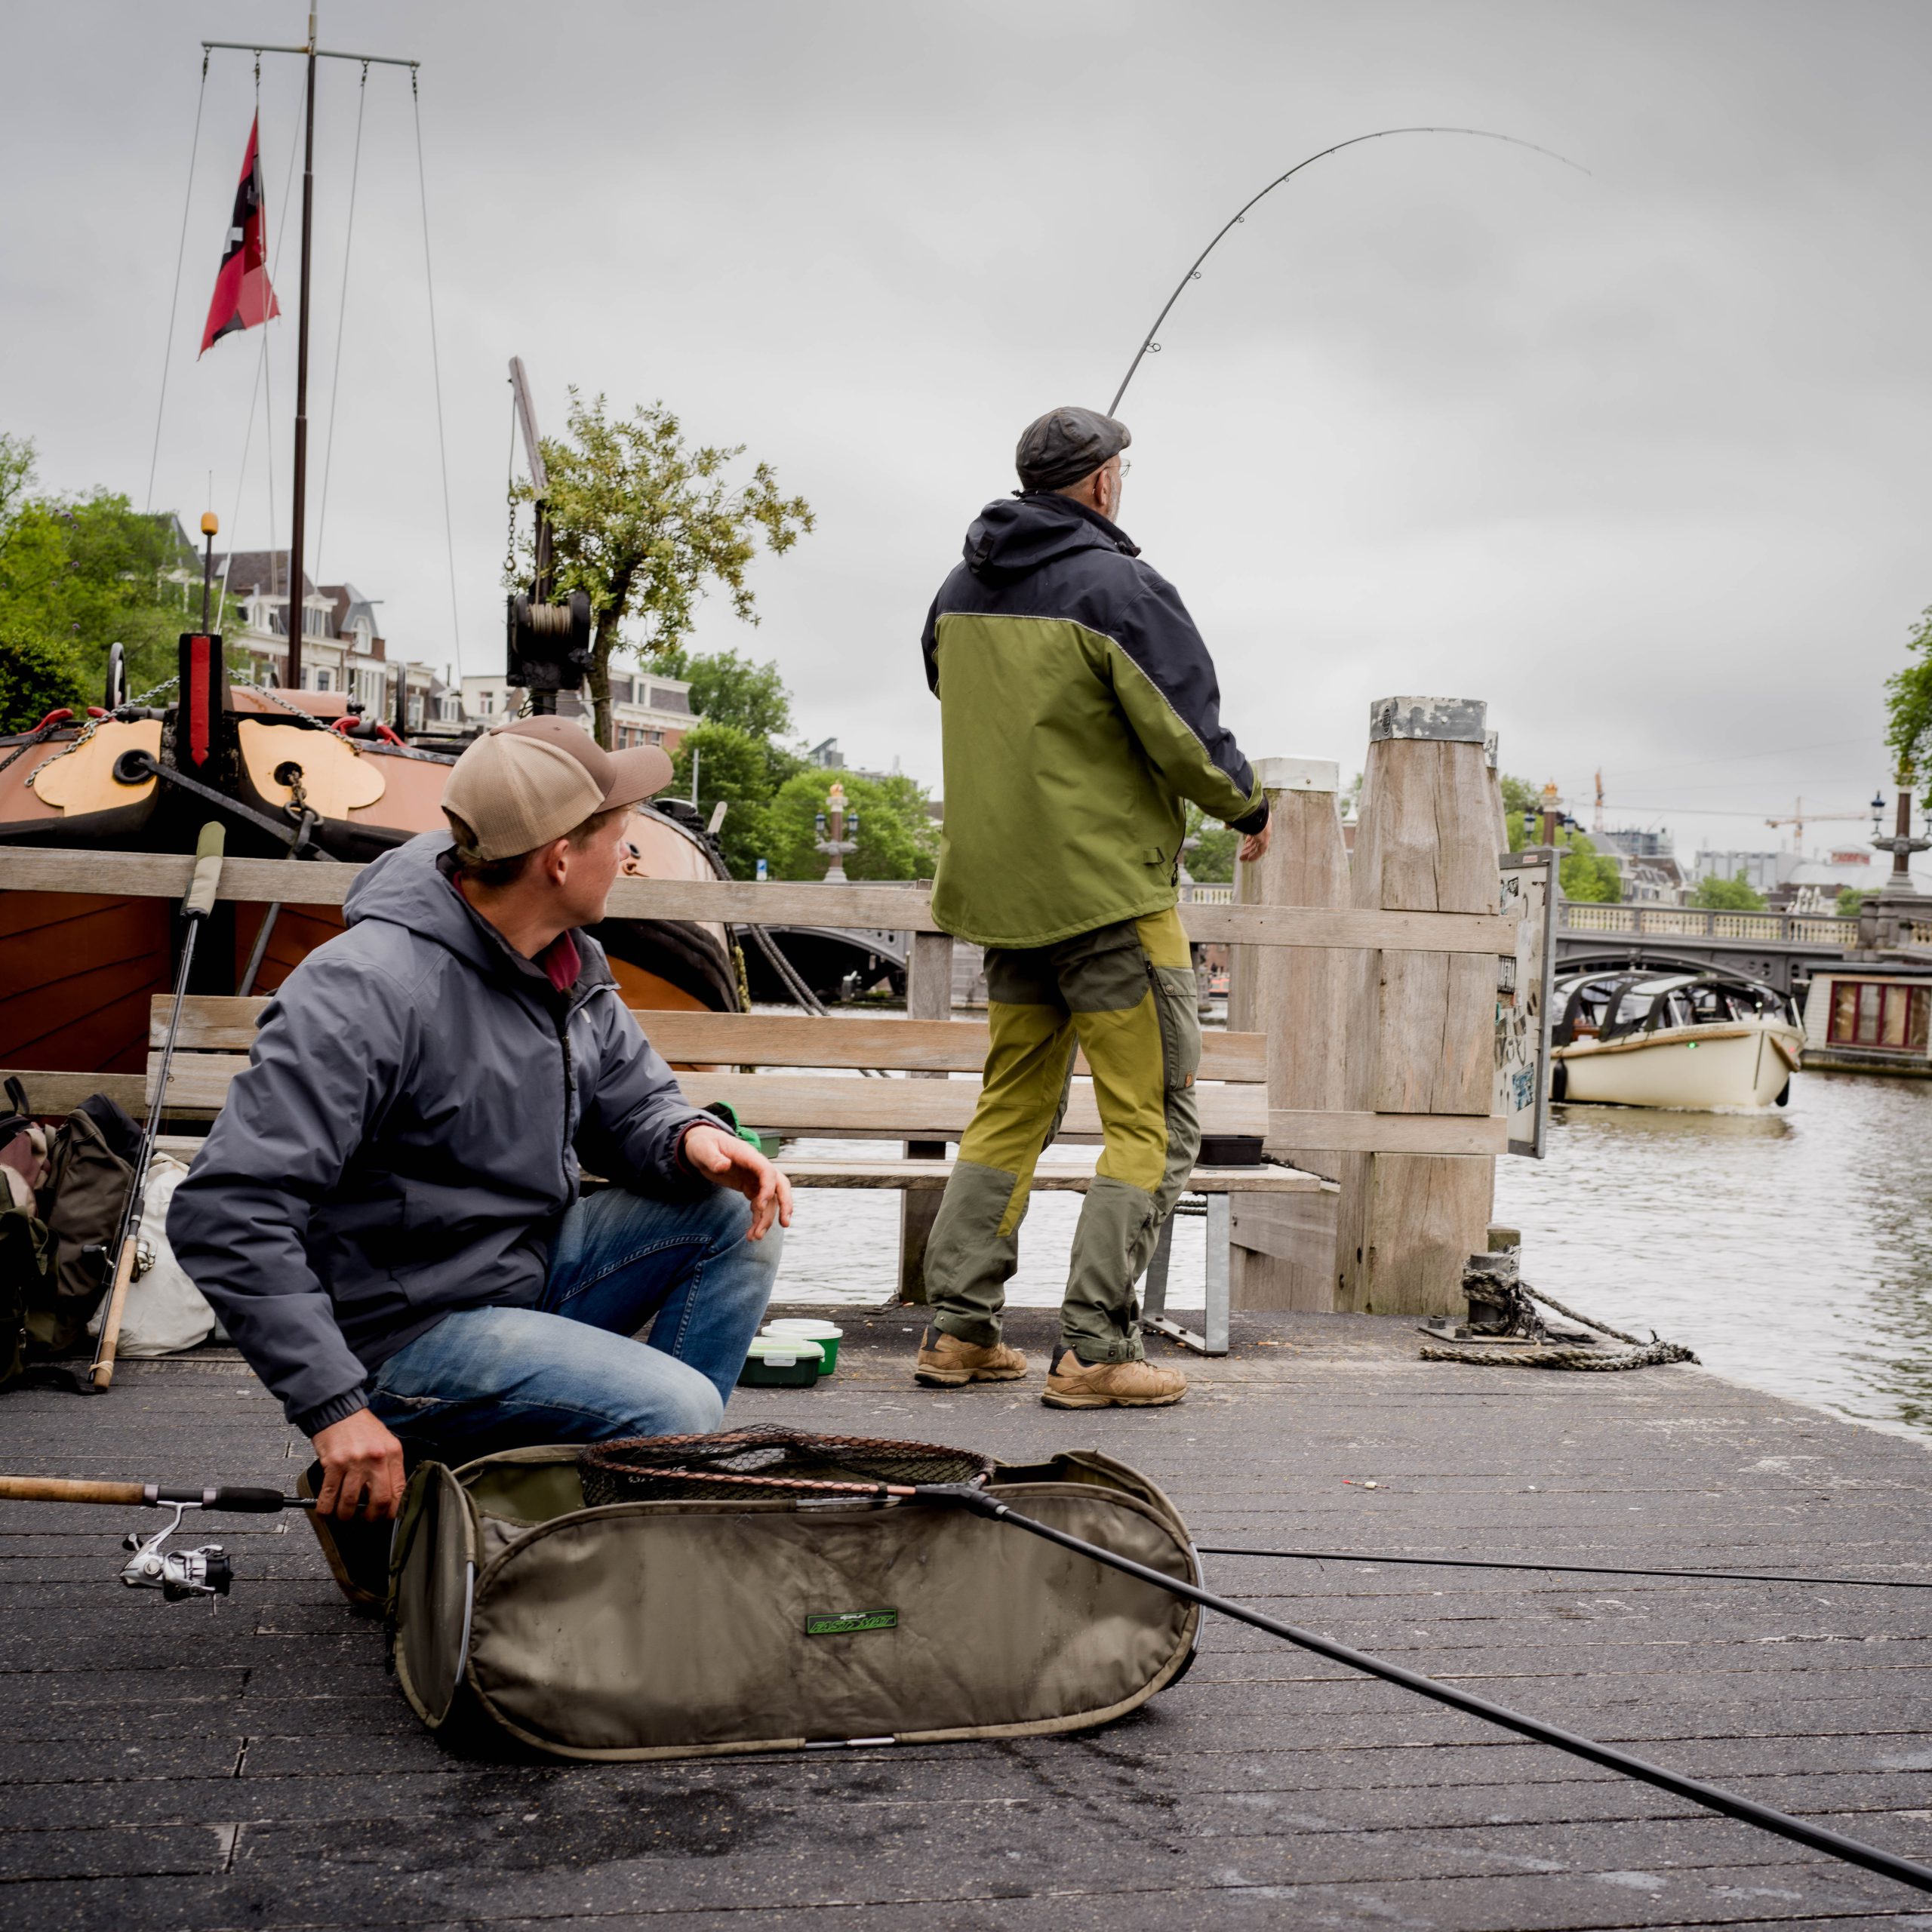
1549;968;1803;1111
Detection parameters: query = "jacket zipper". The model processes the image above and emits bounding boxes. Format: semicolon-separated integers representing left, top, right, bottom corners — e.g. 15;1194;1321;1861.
558;1023;576;1201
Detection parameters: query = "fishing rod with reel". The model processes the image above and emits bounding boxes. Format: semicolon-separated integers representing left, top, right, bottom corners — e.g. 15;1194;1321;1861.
11;1443;1930;1896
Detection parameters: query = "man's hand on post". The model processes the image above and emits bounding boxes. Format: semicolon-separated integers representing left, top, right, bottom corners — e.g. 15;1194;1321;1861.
682;1123;794;1240
311;1407;406;1521
1238;820;1272;865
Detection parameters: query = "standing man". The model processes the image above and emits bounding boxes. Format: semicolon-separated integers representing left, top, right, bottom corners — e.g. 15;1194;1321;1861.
169;718;789;1603
913;408;1270;1409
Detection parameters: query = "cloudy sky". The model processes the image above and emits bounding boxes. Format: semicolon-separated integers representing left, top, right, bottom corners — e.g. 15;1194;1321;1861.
5;1;1929;870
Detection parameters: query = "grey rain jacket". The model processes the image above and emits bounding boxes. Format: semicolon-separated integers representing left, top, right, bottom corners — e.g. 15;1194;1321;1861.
168;832;712;1435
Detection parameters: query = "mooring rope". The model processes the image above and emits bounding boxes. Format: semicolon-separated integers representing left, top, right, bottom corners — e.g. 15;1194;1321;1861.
1420;1280;1698;1372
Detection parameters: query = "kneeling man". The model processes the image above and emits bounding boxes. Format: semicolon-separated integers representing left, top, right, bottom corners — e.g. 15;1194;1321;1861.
169;718;789;1596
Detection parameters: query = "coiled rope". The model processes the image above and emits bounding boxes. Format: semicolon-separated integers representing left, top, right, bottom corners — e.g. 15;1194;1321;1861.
1420;1278;1698;1372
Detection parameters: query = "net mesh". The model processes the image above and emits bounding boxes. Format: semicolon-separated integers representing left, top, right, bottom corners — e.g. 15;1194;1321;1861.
580;1427;994;1507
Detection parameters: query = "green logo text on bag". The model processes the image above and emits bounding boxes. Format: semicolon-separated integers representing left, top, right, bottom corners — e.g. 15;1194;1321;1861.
805;1607;897;1636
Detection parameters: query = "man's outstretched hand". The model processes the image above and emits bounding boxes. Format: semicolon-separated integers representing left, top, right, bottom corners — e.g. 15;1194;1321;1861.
682;1123;793;1240
312;1407;406;1521
1238;819;1272;866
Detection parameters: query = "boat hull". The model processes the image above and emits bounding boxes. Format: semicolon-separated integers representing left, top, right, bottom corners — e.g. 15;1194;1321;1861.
1;709;742;1086
1554;1020;1801;1110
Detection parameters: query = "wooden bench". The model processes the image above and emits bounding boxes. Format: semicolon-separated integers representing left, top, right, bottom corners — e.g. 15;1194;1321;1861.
118;993;1322;1356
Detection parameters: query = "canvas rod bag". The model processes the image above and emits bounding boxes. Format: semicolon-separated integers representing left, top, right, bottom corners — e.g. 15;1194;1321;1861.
389;1445;1201;1761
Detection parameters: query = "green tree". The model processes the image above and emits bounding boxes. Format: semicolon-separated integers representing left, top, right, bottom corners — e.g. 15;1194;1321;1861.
1886;605;1932;801
1183;801;1238;883
763;768;939;881
1496;772;1624;897
658;645;794;740
667;719;808;880
1558;831;1624;902
1836;886;1870;918
511;392;813;748
0;433;202;731
1690;869;1767;912
1500;774;1540;851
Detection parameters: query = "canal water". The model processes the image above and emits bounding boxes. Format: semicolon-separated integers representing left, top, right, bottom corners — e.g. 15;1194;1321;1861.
776;1057;1932;1444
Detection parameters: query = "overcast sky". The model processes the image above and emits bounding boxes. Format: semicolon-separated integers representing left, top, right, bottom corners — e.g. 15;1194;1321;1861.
5;1;1930;870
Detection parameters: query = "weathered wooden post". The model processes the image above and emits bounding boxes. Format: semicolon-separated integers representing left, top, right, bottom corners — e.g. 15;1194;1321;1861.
896;927;953;1302
1334;697;1497;1316
1229;758;1352;1310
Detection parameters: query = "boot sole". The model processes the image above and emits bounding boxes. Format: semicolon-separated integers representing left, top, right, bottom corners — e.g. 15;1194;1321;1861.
1041;1386;1186;1409
914;1362;1029;1386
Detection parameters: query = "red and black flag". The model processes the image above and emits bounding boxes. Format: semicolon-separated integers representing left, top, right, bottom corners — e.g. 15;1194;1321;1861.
199;115;281;355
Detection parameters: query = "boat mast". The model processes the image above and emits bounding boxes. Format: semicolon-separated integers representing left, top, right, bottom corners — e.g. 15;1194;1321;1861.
285;5;318;691
201;15;420;690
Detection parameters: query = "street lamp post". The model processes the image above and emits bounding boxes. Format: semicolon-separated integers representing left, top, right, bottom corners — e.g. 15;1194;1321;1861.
814;782;860;884
1857;767;1930;952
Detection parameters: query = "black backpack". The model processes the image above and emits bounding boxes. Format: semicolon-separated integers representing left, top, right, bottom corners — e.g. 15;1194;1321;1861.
0;1078;142;1386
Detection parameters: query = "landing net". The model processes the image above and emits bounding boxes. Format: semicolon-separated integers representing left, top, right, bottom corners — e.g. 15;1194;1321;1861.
580;1427;994;1507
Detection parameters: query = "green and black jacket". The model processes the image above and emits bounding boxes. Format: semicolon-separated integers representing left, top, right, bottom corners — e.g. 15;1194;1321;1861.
921;491;1267;949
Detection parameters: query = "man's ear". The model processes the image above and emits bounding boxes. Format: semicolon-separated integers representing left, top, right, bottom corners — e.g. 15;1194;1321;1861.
539;835;574;885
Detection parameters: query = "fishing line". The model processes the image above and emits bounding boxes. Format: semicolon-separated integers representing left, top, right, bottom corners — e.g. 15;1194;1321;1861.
11;1451;1930;1894
1108;127;1590;416
576;1438;1932;1898
144;51;211;514
313;60;371;592
1195;1545;1932;1591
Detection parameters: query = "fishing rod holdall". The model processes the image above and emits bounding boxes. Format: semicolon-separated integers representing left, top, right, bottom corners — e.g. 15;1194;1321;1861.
387;1429;1201;1760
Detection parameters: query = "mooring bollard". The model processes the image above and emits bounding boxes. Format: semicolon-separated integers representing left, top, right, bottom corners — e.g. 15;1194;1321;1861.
1229;757;1352;1311
1334;697;1498;1317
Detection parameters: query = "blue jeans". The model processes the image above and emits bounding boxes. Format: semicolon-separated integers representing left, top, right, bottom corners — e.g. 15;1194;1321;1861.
368;1184;780;1466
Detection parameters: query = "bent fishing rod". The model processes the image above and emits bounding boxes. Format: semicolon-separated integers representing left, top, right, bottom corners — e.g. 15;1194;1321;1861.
1108;126;1589;415
9;1468;1930;1894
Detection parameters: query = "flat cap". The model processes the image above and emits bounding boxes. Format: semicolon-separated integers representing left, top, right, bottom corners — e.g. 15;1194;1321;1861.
1015;406;1131;492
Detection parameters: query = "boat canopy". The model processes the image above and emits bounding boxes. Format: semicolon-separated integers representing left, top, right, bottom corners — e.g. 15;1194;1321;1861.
1552;969;1792;1047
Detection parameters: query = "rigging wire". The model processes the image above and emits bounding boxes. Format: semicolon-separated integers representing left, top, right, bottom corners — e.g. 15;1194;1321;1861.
312;60;371;592
1107;127;1590;417
218;61;305;640
411;67;463;675
143;51;211;514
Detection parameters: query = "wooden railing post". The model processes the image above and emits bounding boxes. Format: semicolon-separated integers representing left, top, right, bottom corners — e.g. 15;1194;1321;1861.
895;928;953;1303
1228;758;1352;1310
1334;697;1497;1317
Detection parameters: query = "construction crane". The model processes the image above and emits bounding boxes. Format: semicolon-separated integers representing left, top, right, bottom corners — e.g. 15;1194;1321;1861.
1763;795;1887;848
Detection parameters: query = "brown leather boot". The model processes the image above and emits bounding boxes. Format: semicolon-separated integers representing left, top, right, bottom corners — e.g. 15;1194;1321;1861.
913;1327;1029;1386
1042;1346;1186;1409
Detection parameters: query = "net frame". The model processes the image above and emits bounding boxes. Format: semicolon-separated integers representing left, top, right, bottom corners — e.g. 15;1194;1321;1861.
580;1427;995;1508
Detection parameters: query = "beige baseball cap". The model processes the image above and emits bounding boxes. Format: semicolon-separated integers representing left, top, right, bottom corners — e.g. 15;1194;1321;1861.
441;716;675;860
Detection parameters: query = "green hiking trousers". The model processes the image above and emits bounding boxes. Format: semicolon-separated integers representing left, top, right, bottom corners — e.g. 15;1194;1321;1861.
924;907;1201;1364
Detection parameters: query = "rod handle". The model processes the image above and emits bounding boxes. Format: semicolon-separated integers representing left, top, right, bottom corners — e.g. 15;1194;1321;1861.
177;1486;291;1514
182;823;226;921
0;1476;146;1507
88;1239;138;1391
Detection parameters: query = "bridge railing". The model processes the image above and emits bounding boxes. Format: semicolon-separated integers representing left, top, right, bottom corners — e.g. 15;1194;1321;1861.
1558;902;1864;949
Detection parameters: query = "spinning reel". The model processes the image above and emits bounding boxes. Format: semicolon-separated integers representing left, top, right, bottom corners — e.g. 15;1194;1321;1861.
119;1500;235;1602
